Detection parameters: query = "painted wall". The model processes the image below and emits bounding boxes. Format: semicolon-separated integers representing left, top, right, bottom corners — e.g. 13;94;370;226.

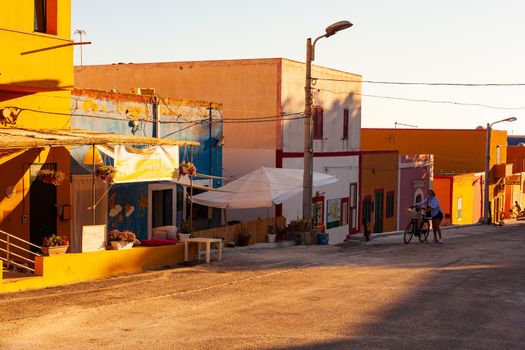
398;154;432;230
75;59;362;228
280;60;361;153
70;89;223;238
434;177;452;221
360;151;398;233
361;128;507;174
507;146;525;173
0;1;73;250
282;154;359;244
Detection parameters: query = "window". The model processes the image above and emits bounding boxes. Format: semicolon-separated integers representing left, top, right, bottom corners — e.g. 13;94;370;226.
386;191;395;218
34;0;57;35
341;198;349;226
457;197;463;221
313;105;323;140
343;108;349;140
34;0;46;33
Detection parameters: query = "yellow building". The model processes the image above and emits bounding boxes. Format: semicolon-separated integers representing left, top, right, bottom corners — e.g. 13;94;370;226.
362;128;508;223
360;151;398;233
0;1;73;250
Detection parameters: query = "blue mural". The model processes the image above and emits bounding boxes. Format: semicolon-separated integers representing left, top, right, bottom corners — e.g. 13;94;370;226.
70;90;223;236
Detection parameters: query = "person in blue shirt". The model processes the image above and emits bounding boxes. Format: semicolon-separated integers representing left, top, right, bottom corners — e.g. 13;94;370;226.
417;189;444;243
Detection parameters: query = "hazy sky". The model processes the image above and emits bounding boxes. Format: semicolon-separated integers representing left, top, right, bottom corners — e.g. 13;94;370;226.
72;0;525;133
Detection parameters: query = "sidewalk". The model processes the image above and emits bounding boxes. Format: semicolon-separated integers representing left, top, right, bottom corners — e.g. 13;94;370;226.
363;220;523;246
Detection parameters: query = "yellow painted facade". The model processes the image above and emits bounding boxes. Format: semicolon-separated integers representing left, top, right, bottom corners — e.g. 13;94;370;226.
1;244;195;293
360;151;398;233
0;1;73;252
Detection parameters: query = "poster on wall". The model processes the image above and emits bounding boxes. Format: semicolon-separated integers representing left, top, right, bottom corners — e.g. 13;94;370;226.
326;199;341;229
82;225;107;252
113;145;179;183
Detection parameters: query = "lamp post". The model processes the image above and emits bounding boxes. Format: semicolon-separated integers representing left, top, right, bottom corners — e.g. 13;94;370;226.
483;117;517;224
303;20;353;222
74;29;86;66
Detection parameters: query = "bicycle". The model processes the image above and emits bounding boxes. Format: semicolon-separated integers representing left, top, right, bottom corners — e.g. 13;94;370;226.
404;206;431;244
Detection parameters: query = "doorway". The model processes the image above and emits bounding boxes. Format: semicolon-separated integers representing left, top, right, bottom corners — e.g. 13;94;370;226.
374;190;384;233
148;184;177;238
29;164;57;250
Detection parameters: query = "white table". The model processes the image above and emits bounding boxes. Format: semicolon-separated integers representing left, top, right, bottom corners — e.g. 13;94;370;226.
184;237;223;263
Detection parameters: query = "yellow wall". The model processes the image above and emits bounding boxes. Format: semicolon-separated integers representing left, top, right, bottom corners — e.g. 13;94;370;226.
0;1;73;262
361;152;398;232
361;129;507;174
451;173;476;225
1;244;195;293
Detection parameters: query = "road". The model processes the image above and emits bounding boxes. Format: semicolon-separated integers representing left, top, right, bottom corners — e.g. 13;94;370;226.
1;222;524;349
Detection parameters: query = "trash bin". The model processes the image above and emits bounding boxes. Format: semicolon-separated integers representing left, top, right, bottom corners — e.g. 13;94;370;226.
317;233;329;245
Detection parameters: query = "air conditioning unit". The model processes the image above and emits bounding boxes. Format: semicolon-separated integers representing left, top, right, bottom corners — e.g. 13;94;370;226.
129;87;156;96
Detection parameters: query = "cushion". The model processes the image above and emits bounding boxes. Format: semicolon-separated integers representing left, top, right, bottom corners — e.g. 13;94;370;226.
151;230;167;240
154;225;178;234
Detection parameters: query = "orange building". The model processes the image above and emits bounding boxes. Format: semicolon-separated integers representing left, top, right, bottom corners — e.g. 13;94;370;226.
360;151;398;233
362;128;508;224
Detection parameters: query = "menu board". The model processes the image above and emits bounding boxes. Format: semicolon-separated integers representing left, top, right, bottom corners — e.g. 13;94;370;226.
82;225;107;252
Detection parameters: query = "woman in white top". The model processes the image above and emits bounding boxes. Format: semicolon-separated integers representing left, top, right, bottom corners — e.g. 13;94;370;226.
417;189;444;243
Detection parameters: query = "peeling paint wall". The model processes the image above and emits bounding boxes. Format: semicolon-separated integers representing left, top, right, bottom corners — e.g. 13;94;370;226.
70;89;223;238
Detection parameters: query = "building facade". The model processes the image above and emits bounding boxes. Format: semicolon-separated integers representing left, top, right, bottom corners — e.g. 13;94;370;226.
362;128;508;224
0;0;73;247
74;58;362;244
70;89;223;245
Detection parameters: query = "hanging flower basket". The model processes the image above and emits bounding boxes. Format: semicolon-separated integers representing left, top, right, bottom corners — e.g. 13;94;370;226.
173;161;197;180
95;165;117;183
37;169;66;186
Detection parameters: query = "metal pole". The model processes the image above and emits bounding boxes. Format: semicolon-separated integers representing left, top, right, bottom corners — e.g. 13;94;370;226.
92;144;96;225
483;123;491;224
209;103;213;177
302;38;313;222
153;96;159;138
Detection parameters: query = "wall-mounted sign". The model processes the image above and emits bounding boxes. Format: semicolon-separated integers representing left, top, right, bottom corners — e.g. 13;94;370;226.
506;175;521;185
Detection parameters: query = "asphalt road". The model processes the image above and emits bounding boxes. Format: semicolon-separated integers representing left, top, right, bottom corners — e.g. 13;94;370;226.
1;222;524;350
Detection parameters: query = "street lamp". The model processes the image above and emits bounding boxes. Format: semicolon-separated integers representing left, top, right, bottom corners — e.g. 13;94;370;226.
74;29;86;66
483;116;517;224
303;20;353;222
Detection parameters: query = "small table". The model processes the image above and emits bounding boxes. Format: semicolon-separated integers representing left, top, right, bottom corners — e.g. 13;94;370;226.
184;237;223;263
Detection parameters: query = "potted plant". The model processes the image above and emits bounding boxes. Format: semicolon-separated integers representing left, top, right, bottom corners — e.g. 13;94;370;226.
178;221;192;242
37;169;66;186
108;229;136;250
237;231;252;246
95;165;117;183
288;218;313;245
267;225;277;243
41;234;69;256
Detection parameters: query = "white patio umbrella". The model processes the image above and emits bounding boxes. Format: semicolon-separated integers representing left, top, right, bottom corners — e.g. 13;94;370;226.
191;167;337;209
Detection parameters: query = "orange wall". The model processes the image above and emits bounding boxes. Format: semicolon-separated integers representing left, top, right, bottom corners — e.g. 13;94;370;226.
361;151;398;232
361;129;507;174
434;177;452;218
507;146;525;173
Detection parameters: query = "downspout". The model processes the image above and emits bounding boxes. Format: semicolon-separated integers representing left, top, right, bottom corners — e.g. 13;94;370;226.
209;103;213;179
396;156;401;231
152;96;159;138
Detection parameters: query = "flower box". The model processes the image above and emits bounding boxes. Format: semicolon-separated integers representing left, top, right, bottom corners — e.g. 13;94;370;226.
41;245;69;256
110;241;133;250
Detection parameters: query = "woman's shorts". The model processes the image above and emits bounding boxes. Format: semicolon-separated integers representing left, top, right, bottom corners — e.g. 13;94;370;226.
433;211;444;220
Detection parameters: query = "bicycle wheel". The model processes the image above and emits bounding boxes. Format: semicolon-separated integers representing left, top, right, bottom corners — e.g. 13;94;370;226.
404;221;414;244
419;220;430;242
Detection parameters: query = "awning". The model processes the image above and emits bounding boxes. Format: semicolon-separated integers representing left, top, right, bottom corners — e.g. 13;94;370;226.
0;127;199;149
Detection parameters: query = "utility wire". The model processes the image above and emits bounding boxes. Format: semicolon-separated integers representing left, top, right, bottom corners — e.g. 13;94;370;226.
315;89;525;110
313;77;525;87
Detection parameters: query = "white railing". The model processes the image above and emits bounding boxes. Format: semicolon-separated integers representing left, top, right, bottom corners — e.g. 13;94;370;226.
0;229;41;274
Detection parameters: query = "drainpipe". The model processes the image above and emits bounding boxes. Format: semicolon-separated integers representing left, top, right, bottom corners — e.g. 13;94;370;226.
396;156;401;230
152;96;159;138
209;103;213;179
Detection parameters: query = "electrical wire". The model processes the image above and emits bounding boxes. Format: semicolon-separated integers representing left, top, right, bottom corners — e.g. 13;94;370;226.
315;89;525;110
313;77;525;87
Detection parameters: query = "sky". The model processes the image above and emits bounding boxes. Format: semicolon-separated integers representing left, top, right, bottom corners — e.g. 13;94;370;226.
71;0;525;134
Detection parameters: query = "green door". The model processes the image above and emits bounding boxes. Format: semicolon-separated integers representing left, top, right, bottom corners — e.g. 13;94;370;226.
374;191;384;233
